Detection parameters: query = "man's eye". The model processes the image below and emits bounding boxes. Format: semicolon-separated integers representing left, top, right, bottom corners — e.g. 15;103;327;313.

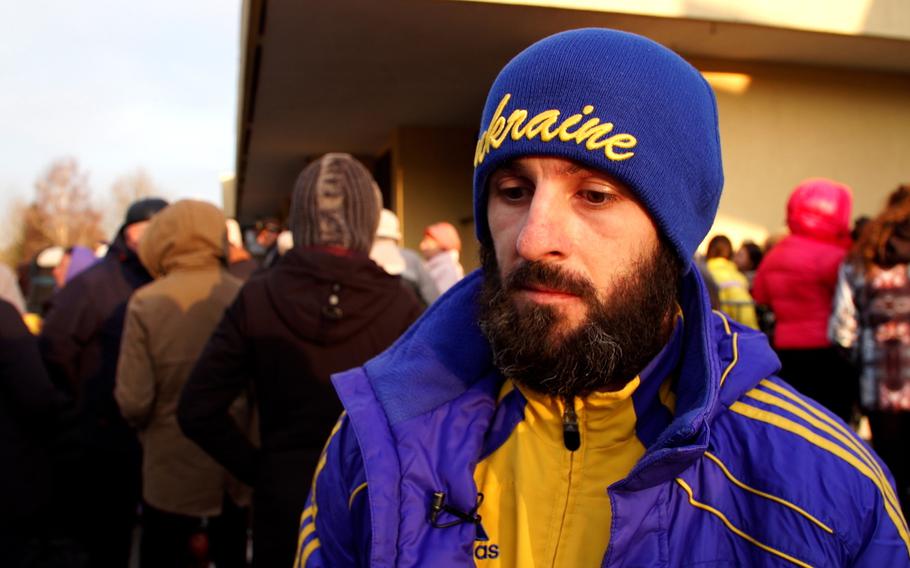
579;190;613;205
499;186;528;201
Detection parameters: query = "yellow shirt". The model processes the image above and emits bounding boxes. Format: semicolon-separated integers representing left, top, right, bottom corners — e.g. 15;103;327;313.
473;378;675;567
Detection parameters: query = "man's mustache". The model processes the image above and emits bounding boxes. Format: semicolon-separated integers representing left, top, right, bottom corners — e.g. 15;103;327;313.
503;261;598;300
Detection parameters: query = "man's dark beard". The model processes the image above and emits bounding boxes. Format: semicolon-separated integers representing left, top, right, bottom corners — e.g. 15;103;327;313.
477;243;681;398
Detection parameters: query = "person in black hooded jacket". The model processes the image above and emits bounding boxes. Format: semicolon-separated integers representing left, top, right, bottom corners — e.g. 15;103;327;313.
38;197;168;567
178;154;421;567
0;298;69;566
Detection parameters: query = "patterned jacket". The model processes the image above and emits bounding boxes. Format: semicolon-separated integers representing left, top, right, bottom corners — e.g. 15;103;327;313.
298;268;909;567
830;261;910;412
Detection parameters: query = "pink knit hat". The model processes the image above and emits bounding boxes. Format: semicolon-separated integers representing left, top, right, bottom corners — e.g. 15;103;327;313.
424;222;461;252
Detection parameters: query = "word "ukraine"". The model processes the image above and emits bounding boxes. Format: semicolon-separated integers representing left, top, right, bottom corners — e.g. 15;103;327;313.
474;93;637;166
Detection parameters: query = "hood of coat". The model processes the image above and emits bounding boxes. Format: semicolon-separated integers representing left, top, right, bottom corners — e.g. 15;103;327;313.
265;246;409;343
138;200;227;278
786;178;852;245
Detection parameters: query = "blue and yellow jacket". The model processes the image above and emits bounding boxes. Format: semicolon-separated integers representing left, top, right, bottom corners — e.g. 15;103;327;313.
297;267;909;567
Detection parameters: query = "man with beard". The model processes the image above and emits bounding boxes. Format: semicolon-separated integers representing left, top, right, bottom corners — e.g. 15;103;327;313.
295;29;908;567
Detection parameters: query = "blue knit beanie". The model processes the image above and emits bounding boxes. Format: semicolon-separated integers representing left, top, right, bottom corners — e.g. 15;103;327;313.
473;28;724;269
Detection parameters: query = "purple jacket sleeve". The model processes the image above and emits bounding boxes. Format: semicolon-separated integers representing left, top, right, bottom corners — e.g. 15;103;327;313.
295;413;371;567
850;486;910;566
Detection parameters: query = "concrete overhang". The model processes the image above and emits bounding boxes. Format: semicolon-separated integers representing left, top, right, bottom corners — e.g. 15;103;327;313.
234;0;910;223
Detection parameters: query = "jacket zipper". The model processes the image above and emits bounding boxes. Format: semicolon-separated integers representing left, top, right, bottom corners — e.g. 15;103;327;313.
552;396;580;565
563;395;581;451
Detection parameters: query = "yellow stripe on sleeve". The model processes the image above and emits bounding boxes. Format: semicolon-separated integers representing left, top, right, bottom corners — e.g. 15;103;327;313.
675;478;813;568
307;411;348;516
703;451;833;534
294;411;348;567
294;523;320;568
745;386;906;532
758;379;904;515
299;521;316;543
300;538;321;567
730;401;910;555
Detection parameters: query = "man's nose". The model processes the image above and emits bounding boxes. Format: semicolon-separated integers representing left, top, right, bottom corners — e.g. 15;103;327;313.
515;187;570;262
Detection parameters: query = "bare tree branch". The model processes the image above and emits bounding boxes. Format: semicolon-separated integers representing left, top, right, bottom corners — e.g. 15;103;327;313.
16;157;106;262
107;168;162;231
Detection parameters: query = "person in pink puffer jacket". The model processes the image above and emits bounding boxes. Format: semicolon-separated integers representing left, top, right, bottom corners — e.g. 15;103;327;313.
753;178;857;421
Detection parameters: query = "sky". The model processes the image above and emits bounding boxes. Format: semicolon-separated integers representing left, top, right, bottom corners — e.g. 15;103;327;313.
0;0;240;241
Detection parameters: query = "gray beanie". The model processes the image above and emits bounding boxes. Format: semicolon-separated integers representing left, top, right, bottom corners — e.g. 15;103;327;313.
289;153;382;254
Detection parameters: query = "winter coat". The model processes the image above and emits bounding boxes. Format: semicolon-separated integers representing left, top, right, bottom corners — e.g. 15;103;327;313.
228;258;260;282
401;248;440;306
372;241;439;307
114;201;249;517
425;250;464;295
753;235;847;349
178;246;422;565
297;268;909;567
38;230;150;457
706;257;758;329
753;181;852;349
830;221;910;413
0;298;66;529
830;260;910;413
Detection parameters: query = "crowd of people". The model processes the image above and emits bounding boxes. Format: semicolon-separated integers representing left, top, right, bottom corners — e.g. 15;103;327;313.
2;26;908;568
697;178;910;524
1;154;465;567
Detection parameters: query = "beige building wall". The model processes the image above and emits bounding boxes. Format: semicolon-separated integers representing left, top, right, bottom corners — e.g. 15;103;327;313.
389;63;910;265
459;0;910;40
703;60;910;250
392;126;480;271
220;173;237;218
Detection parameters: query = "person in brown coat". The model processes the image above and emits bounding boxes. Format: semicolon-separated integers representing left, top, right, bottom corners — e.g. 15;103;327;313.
178;153;422;567
115;199;252;568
